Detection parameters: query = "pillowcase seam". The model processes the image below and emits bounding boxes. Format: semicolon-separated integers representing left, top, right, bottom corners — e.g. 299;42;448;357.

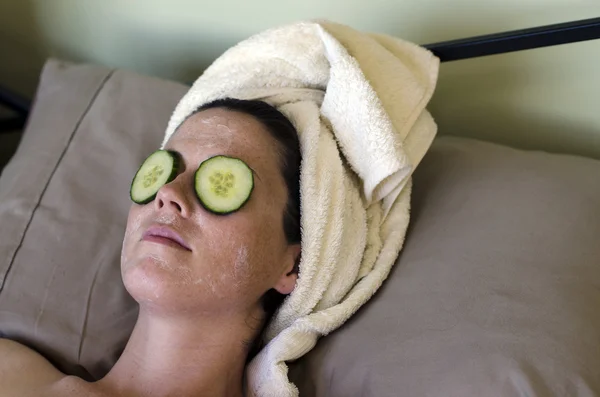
0;69;116;294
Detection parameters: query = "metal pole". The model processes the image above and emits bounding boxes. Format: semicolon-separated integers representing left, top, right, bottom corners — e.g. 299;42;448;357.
424;17;600;62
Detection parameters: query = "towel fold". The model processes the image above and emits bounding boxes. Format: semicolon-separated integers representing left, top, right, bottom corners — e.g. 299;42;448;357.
161;20;439;397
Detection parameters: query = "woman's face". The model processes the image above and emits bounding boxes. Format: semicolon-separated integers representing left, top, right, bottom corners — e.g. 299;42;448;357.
120;108;300;315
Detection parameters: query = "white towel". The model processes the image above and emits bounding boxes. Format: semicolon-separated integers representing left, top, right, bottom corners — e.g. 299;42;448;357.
161;20;439;397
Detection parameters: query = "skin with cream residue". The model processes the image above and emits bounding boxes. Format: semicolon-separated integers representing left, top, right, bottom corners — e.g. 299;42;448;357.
195;115;236;150
234;245;249;275
232;245;249;289
120;212;144;268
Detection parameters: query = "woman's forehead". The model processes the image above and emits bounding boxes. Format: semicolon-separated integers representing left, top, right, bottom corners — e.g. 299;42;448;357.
169;108;272;151
165;109;281;184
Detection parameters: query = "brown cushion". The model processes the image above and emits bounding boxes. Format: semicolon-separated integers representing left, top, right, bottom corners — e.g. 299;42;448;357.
289;137;600;396
0;59;187;380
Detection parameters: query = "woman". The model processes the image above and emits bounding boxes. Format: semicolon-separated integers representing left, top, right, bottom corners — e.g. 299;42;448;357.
0;98;302;397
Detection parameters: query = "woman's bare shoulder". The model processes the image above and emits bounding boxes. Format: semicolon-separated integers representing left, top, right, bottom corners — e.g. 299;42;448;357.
0;338;65;395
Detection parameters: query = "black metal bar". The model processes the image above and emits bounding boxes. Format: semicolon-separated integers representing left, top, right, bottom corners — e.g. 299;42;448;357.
0;86;31;117
424;17;600;62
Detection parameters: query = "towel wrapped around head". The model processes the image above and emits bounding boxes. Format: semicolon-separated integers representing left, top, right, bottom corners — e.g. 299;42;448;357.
161;20;439;397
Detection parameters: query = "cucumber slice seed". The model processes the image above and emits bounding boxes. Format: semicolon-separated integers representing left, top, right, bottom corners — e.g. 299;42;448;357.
130;150;179;204
195;155;254;215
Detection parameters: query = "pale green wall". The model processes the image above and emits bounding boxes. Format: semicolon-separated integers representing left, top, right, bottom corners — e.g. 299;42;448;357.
1;0;600;158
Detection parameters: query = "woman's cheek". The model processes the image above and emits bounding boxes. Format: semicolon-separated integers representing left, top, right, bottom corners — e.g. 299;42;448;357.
121;207;144;269
233;244;250;282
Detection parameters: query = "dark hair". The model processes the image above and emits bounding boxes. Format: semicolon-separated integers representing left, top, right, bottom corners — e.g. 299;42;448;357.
190;98;301;361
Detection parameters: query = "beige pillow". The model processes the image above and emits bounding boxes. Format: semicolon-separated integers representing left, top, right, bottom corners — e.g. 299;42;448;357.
289;137;600;396
0;59;187;380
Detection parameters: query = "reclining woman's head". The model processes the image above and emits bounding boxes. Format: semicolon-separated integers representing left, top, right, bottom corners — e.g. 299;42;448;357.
120;97;302;361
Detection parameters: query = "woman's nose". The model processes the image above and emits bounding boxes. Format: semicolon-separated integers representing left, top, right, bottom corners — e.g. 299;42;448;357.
154;176;193;217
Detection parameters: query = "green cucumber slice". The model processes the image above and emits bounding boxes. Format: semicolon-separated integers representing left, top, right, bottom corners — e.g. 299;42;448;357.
130;150;179;204
195;155;254;215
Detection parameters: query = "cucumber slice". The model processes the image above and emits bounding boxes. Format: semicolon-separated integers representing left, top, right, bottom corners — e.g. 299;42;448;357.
195;155;254;215
130;150;179;204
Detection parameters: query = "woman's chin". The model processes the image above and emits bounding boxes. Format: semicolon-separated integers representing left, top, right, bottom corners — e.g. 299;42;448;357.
123;256;184;304
122;255;214;314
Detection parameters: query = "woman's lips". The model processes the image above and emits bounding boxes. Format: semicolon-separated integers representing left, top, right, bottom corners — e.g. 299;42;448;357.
141;225;192;251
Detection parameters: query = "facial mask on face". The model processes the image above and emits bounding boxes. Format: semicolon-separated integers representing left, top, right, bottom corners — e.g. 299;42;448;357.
197;115;235;150
121;211;145;267
232;244;250;289
234;245;250;273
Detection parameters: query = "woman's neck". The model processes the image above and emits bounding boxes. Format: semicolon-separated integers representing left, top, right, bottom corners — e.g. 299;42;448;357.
95;307;258;397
